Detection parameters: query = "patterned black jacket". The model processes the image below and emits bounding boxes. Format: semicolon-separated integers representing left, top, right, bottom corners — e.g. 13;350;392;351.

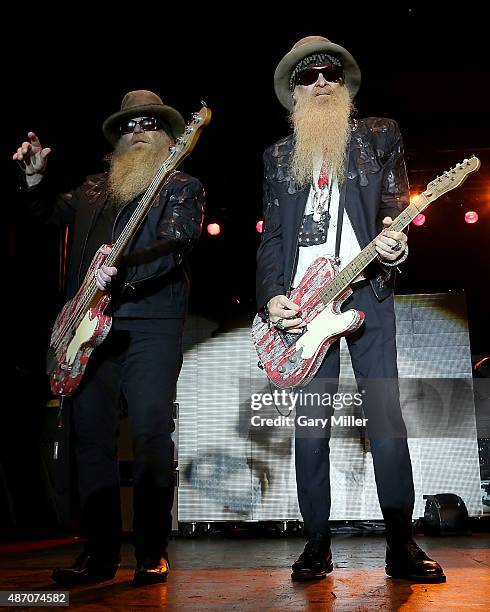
256;117;410;314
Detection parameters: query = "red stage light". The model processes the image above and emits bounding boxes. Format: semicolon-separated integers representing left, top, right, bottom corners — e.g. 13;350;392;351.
412;214;426;226
256;220;264;233
465;211;478;224
207;223;221;236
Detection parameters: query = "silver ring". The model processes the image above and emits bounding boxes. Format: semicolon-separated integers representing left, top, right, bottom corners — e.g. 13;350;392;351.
273;318;285;331
391;240;403;252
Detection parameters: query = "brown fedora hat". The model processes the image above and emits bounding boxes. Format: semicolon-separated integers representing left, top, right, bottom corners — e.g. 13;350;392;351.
274;36;361;111
102;90;185;146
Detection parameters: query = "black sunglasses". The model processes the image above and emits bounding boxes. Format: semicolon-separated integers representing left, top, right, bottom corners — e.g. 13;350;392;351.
119;116;163;135
294;65;344;87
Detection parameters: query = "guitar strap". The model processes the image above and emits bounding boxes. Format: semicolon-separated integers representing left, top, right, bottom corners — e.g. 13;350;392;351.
334;182;346;262
334;134;351;261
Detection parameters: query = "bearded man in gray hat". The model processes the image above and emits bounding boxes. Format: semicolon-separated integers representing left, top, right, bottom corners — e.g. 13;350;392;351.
256;37;445;583
14;90;205;586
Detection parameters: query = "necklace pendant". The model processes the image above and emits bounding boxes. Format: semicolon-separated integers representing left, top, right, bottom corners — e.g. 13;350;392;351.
312;210;322;223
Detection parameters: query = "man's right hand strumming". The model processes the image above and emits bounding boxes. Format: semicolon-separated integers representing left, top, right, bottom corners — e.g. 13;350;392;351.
13;132;51;188
267;295;305;334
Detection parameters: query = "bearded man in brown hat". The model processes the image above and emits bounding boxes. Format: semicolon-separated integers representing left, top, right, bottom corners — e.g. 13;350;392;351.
256;37;445;583
13;90;205;585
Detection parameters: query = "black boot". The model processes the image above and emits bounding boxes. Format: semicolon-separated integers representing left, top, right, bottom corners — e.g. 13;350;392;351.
52;551;120;585
133;555;170;586
386;540;446;583
291;540;333;581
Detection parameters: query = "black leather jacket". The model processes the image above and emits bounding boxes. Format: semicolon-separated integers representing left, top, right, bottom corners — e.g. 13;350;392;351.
256;117;410;315
21;170;205;318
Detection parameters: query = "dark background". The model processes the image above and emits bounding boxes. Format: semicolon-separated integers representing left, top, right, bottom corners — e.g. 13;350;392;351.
2;7;489;536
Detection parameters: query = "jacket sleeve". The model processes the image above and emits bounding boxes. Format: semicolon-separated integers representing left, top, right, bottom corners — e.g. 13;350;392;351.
17;173;78;229
376;120;410;273
121;174;205;284
376;120;410;231
256;150;285;317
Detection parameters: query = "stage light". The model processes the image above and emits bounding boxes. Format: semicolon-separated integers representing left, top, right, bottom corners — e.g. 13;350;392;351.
256;220;264;234
410;193;420;205
465;211;478;224
474;356;490;377
207;223;221;236
412;214;426;226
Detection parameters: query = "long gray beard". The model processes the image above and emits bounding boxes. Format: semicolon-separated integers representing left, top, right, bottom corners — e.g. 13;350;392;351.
107;133;170;206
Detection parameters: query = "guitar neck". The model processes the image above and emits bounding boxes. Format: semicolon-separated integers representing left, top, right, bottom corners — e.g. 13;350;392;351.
319;156;482;303
319;199;424;304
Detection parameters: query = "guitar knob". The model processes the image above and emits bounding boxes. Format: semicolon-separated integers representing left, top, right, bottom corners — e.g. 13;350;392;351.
278;366;285;373
289;356;297;363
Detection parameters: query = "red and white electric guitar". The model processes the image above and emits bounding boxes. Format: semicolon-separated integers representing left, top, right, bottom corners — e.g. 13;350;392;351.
252;157;481;389
48;105;211;396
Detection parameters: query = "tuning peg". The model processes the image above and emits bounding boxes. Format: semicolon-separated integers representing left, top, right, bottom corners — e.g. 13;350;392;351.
169;146;177;153
191;113;202;122
185;126;194;134
176;136;185;144
201;99;208;108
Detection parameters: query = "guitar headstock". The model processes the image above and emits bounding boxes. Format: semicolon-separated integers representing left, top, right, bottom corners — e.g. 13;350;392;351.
414;156;481;210
167;103;212;166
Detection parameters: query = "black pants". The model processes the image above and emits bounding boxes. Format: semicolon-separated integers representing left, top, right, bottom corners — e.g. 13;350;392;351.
71;318;183;563
295;282;415;547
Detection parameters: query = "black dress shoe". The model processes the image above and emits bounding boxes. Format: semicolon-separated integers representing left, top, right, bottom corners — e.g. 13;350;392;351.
52;552;120;585
132;556;169;586
386;540;446;583
291;540;333;581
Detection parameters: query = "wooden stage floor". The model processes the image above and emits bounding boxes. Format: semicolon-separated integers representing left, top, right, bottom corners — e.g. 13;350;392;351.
0;534;489;610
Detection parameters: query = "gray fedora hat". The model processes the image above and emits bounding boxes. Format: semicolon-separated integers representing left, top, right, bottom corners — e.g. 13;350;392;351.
274;35;361;111
102;90;185;146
